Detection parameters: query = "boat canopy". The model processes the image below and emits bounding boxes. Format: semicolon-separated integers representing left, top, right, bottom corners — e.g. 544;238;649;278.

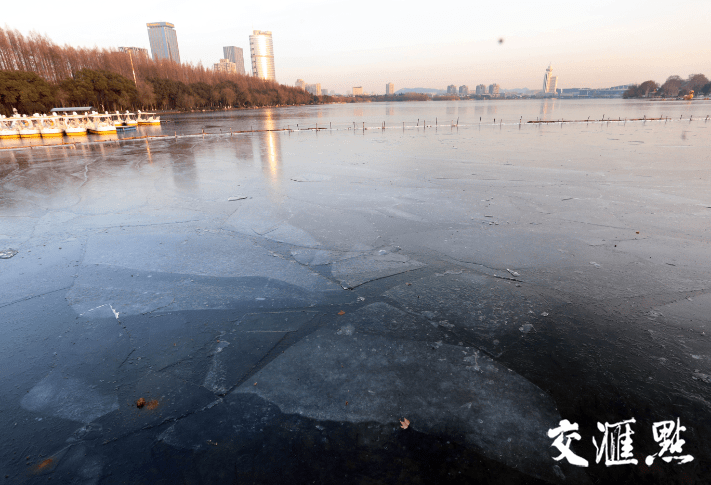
50;107;93;113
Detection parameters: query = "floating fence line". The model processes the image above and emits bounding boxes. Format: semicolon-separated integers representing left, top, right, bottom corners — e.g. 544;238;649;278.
286;120;460;131
527;116;671;124
1;115;708;152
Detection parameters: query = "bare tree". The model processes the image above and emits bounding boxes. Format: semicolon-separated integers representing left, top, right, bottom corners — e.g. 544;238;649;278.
683;74;709;94
660;75;683;97
639;80;659;97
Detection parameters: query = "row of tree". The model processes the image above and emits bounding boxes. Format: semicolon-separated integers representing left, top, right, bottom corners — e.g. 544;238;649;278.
623;74;710;98
0;26;318;116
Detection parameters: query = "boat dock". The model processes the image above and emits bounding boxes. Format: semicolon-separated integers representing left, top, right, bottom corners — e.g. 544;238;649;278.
0;107;159;140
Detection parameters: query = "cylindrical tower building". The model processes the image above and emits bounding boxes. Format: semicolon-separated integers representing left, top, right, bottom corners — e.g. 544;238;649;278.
249;31;275;81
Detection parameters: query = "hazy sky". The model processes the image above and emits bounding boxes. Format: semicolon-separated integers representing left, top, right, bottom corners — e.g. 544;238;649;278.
5;0;711;94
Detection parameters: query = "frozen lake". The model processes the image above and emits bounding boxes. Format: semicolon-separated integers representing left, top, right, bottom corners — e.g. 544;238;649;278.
1;99;710;484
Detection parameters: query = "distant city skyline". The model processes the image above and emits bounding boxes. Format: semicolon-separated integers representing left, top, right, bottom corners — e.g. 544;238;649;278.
4;1;711;94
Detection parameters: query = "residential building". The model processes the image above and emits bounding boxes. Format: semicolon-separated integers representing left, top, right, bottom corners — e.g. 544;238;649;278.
306;83;321;96
447;84;457;94
118;47;149;59
542;64;558;95
560;85;632;98
352;86;363;95
295;79;307;90
475;84;487;95
459;85;469;96
214;58;238;73
249;31;276;80
146;22;180;63
223;46;246;75
489;84;500;96
386;82;394;95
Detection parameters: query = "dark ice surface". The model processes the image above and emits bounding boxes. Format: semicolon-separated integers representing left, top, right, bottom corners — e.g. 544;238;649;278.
1;100;710;484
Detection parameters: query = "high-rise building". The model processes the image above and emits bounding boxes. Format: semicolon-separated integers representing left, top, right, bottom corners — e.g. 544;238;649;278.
543;64;558;94
223;46;246;75
386;82;394;95
447;85;457;94
352;86;363;95
489;84;500;96
249;31;275;80
214;58;238;74
476;84;487;95
295;79;307;90
459;85;469;96
146;22;180;63
118;47;149;59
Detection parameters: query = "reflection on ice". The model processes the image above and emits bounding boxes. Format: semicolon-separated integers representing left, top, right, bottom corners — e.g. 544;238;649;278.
257;108;281;193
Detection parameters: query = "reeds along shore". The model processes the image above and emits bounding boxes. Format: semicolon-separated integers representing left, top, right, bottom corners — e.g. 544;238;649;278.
0;27;319;116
